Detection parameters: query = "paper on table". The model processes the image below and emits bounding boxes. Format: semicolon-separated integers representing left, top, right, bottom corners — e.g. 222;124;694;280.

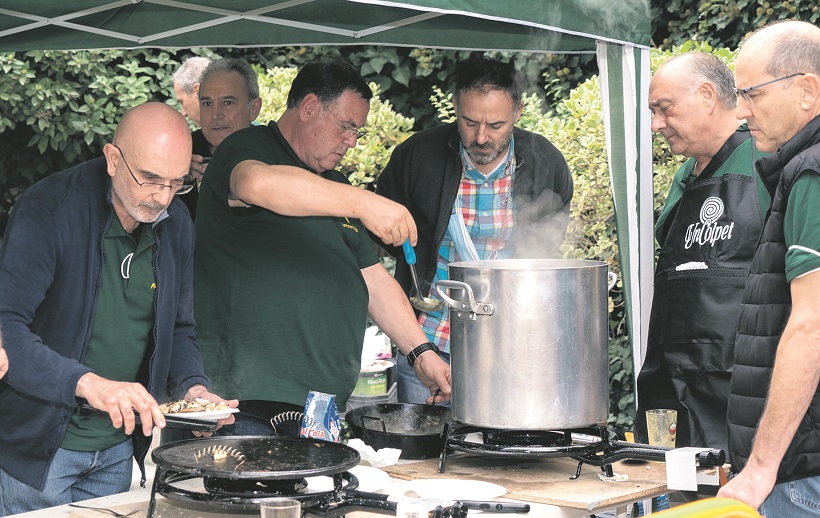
347;438;401;467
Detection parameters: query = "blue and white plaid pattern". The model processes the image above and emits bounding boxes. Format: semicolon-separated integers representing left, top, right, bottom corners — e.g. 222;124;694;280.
418;139;516;352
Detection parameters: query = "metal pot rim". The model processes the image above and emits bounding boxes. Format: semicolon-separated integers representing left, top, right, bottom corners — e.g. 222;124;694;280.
448;259;607;270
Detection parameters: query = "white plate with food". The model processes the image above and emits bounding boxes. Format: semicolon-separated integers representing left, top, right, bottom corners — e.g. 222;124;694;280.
160;399;239;420
164;407;239;420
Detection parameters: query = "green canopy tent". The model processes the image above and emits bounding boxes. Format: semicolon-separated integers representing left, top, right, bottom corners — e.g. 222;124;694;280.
0;0;654;394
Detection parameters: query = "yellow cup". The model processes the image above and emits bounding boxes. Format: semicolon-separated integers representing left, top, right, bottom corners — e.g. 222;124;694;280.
646;409;677;447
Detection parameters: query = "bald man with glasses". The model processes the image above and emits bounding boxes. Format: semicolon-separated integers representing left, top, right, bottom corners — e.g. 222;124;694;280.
0;102;235;516
718;21;820;515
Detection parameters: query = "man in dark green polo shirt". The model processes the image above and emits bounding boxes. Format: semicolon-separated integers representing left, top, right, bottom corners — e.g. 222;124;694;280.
195;57;451;435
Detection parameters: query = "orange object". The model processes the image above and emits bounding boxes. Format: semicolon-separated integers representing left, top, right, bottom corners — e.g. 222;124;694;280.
653;498;760;517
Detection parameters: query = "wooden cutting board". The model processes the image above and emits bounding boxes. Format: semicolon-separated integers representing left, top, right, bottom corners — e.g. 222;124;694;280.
384;454;670;511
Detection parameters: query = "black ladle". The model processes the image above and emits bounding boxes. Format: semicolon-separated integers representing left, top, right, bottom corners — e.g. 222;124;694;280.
402;240;445;312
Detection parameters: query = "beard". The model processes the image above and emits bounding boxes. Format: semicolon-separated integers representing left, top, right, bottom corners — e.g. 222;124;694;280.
463;132;513;166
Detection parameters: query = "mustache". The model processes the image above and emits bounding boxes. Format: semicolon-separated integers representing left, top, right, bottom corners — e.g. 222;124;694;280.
142;201;166;212
467;141;497;151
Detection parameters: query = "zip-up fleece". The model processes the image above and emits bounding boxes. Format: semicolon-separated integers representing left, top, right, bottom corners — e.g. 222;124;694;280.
0;157;210;490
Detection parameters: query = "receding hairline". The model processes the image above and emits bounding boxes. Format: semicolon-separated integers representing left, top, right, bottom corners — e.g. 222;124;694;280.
113;103;190;146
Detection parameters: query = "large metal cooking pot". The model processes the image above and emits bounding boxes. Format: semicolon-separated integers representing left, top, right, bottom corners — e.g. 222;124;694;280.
436;259;613;430
345;403;450;459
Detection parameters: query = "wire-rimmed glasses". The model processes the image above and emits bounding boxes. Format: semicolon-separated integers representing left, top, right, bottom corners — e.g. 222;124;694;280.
113;144;194;195
327;109;368;140
735;72;805;105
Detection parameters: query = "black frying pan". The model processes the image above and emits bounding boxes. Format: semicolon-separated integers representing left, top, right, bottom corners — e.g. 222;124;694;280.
345;403;450;459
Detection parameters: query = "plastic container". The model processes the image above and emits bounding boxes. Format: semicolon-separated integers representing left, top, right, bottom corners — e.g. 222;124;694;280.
346;383;398;411
352;360;393;396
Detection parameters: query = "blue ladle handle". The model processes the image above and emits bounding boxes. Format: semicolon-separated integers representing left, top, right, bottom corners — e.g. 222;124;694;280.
402;240;416;265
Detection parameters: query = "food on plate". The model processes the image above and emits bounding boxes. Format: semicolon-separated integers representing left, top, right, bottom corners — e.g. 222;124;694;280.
160;397;229;414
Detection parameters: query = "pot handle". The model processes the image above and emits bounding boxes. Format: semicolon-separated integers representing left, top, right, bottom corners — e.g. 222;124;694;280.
435;280;494;316
360;415;388;434
608;271;617;291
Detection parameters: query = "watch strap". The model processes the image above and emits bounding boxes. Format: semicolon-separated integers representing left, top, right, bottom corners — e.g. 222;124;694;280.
406;342;437;367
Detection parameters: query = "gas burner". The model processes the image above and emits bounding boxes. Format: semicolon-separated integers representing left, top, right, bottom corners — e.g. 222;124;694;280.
484;429;571;447
438;422;727;481
202;476;309;496
148;436;397;517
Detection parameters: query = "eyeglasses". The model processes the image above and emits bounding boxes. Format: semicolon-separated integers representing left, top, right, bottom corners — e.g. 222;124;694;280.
113;145;194;195
327;109;368;140
735;72;805;105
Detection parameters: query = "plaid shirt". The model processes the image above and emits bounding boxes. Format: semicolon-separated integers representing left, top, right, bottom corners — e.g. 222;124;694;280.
418;139;517;352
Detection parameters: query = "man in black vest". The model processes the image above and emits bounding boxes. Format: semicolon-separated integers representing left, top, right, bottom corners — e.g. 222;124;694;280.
717;21;820;516
636;53;770;462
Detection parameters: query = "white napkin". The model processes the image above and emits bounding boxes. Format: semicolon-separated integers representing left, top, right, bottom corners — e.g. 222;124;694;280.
346;438;402;468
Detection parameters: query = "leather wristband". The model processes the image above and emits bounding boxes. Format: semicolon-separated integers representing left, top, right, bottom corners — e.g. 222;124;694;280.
406;342;437;367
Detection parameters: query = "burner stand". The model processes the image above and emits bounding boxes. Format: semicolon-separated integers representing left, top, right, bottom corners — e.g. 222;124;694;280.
438;422;728;480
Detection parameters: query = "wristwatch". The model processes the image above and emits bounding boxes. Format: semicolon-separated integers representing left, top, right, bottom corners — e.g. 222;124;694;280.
406;342;438;367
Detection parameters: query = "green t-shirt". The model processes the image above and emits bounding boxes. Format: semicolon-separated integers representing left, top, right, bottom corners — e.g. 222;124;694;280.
194;122;379;409
655;132;770;244
784;172;820;281
62;216;155;451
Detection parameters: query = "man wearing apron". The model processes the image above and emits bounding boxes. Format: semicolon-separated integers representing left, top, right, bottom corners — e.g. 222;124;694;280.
636;53;771;459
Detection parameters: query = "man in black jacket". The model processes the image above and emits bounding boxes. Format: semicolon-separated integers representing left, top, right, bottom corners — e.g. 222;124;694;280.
717;21;820;515
375;57;573;403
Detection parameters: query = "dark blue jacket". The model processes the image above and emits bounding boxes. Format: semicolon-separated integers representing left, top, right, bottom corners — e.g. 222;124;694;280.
0;157;210;490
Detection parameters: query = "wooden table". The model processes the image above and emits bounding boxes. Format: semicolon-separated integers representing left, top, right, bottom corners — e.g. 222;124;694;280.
10;454;672;518
384;453;670;515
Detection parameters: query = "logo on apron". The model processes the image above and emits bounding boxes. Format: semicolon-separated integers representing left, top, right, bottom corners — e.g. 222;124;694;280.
684;197;735;249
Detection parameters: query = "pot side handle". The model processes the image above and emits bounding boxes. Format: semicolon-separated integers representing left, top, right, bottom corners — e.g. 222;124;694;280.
435;280;494;317
608;271;617;291
360;415;389;434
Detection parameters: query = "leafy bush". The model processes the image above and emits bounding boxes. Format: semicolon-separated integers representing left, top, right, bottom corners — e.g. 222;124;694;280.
0;49;216;232
652;0;819;49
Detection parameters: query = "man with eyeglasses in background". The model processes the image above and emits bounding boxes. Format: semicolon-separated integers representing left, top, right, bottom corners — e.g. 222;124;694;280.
0;102;236;515
716;21;820;516
194;57;451;436
178;58;262;221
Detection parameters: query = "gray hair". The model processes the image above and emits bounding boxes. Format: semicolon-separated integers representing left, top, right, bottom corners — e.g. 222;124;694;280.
173;56;211;94
763;22;820;78
663;53;736;109
199;58;260;101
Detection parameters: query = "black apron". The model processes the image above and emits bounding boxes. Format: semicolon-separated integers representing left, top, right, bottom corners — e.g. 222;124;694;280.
636;140;761;456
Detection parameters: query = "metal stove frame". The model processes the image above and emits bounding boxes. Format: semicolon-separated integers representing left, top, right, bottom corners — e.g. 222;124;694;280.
439;422;725;480
148;467;398;517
